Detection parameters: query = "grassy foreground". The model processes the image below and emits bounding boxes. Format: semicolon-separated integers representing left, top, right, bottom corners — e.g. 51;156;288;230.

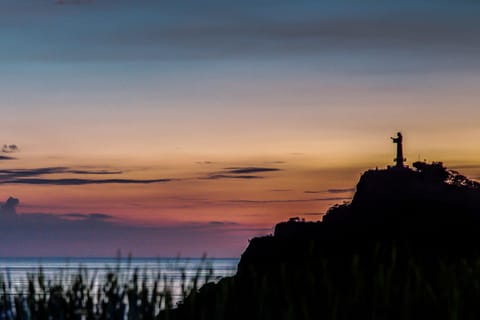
1;251;480;319
0;258;215;320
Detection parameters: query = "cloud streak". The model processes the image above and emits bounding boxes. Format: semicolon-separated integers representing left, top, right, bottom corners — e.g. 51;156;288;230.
0;164;281;184
327;188;355;194
60;213;114;220
0;166;172;185
0;167;122;178
304;188;355;194
204;174;263;180
208;221;239;226
68;169;123;174
0;178;172;185
224;197;350;204
222;167;281;174
204;167;281;180
0;156;16;160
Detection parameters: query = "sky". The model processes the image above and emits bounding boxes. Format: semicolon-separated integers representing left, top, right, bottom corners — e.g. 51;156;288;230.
0;0;479;257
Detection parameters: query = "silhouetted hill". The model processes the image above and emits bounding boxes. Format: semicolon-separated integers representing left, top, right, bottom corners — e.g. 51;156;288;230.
323;162;480;227
161;162;480;320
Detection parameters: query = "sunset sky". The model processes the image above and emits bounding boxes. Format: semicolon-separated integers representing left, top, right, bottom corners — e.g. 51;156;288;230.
1;0;479;257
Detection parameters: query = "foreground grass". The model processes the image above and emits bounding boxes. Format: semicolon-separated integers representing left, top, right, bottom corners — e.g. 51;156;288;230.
2;251;480;320
0;257;214;320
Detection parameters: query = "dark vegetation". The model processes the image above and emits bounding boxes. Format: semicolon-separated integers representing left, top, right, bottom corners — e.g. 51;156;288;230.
0;258;214;320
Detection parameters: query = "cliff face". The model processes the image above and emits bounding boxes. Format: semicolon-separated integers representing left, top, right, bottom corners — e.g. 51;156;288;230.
163;162;480;320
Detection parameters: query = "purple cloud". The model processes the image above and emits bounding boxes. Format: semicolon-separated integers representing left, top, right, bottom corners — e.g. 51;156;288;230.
0;196;266;257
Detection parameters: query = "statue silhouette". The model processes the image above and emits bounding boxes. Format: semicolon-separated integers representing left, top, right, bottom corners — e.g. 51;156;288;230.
391;132;405;168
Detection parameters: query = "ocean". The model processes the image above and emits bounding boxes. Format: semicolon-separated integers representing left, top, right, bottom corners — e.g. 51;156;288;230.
0;257;238;302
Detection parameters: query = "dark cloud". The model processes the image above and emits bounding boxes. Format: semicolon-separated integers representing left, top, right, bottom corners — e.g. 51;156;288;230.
203;167;281;180
204;174;264;180
0;166;172;185
0;178;171;185
271;189;292;192
89;213;114;219
0;167;66;177
0;167;123;179
224;197;350;204
0;197;20;216
2;144;19;153
223;167;281;174
0;196;266;256
304;188;355;194
69;170;123;175
61;213;91;219
0;156;16;160
1;197;114;223
208;221;239;226
327;188;355;194
61;213;114;220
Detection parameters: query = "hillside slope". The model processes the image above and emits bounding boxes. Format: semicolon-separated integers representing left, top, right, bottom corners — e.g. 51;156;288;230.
161;162;480;320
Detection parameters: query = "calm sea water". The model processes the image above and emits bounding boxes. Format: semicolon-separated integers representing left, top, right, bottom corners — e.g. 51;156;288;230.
0;257;238;300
